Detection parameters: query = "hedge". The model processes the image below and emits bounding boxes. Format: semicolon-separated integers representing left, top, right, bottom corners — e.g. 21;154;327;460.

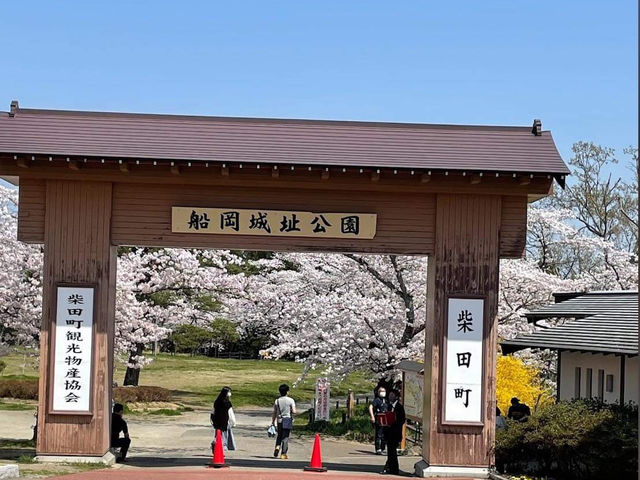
113;386;172;403
496;399;638;480
0;380;173;403
0;378;39;399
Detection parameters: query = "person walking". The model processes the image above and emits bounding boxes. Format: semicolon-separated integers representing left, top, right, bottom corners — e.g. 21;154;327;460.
271;383;296;459
381;389;405;476
210;386;236;452
368;385;390;455
111;403;131;463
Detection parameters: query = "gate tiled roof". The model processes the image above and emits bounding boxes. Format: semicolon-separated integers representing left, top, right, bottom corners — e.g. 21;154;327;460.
0;103;569;179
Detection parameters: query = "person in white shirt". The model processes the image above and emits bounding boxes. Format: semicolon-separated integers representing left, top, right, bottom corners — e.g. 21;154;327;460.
271;383;296;459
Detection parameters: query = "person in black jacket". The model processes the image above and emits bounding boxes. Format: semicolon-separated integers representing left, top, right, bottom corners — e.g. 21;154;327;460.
507;397;531;422
111;403;131;462
368;385;389;454
381;389;406;475
210;386;233;452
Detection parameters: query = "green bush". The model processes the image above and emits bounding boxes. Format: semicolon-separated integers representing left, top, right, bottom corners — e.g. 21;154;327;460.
0;378;39;399
0;359;6;374
496;399;638;480
113;386;172;403
302;404;375;443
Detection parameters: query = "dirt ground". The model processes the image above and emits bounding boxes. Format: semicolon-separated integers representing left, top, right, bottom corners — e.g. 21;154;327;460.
0;408;421;478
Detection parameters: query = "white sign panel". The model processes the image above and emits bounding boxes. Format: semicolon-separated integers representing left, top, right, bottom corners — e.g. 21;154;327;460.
444;297;484;424
315;378;331;421
52;286;94;413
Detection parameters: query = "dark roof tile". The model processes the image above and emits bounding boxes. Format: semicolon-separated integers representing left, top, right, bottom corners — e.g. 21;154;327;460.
0;106;569;175
502;291;638;355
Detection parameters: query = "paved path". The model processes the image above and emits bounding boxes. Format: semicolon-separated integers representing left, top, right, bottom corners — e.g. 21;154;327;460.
0;409;35;439
0;408;424;477
53;470;473;480
120;408;420;475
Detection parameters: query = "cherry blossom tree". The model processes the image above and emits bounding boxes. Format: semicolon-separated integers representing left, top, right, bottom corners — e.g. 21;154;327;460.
115;248;245;385
1;139;636;386
0;184;42;347
228;253;427;379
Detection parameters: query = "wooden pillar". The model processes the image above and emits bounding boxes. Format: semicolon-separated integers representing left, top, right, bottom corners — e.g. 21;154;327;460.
419;194;500;476
36;180;116;458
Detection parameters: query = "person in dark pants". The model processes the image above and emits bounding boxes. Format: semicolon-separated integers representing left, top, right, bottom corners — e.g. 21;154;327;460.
210;386;233;452
381;389;406;475
271;383;296;459
368;385;389;454
111;403;131;463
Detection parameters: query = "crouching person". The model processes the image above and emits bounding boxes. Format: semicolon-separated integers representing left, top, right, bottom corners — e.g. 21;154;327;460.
111;403;131;463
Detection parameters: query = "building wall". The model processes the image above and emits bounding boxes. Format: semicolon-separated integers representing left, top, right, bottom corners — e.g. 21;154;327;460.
624;356;639;405
559;351;621;403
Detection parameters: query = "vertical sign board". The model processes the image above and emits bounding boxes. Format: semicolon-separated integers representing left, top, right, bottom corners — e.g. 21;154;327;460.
51;286;95;414
443;297;484;425
403;370;424;421
315;378;331;421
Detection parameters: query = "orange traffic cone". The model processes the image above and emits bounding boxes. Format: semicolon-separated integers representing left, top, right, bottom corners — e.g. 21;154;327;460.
207;429;229;468
304;434;327;472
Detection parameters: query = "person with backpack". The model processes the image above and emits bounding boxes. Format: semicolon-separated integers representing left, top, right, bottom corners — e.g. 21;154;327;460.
271;383;296;459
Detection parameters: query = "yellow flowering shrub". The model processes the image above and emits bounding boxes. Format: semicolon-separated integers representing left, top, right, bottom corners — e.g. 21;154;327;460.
496;355;553;414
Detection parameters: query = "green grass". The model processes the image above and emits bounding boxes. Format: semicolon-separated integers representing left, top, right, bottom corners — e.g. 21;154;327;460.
147;408;184;416
0;439;35;448
296;404;375;442
3;350;375;409
17;453;37;463
0;348;39;377
0;399;36;410
112;353;374;408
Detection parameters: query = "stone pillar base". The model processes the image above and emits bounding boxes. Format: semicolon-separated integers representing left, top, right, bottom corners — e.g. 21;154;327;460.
0;464;20;480
34;451;115;466
414;459;489;478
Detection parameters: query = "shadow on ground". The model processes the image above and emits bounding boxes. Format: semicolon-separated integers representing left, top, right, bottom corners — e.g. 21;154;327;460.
0;438;35;461
124;456;414;476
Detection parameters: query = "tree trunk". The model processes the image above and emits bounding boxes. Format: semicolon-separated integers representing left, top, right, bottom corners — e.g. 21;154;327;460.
123;343;143;386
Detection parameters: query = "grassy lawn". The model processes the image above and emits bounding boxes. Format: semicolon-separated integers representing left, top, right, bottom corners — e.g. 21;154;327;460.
1;348;39;378
0;399;37;411
2;351;374;410
114;353;374;408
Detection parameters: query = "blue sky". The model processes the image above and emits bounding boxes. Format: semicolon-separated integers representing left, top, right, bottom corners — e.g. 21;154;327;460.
0;1;637;177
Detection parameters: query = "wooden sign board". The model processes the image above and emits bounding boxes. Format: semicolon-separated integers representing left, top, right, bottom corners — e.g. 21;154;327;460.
403;370;424;422
172;207;377;239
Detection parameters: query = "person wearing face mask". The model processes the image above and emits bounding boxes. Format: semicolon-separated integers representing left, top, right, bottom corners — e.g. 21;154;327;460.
381;389;406;476
210;386;236;452
368;385;390;455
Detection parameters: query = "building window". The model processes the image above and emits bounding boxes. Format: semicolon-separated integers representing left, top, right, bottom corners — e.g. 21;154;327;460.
597;369;605;400
586;368;593;398
606;374;614;393
574;367;581;398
